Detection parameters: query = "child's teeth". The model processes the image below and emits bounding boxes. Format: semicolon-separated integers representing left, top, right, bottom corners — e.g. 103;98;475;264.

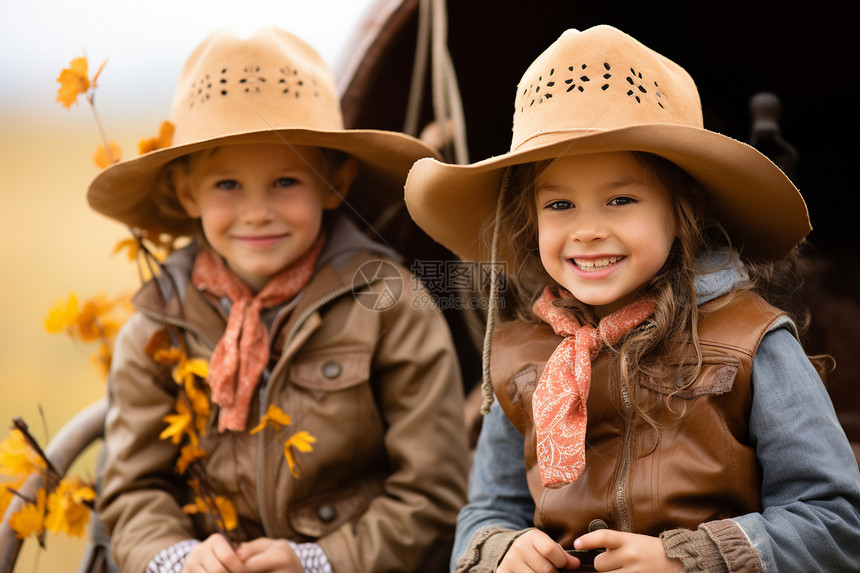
574;256;620;270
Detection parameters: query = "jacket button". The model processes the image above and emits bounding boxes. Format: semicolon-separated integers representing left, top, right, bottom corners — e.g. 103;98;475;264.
321;361;341;379
317;504;336;522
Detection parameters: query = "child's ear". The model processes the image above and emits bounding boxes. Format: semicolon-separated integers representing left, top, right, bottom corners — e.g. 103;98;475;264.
323;157;358;210
171;167;201;218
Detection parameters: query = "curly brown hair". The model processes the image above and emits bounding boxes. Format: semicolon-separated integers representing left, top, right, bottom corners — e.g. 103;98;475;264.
485;151;818;423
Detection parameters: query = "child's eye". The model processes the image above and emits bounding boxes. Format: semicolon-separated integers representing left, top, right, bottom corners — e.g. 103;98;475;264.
274;177;297;188
609;196;636;206
545;200;573;210
215;179;239;191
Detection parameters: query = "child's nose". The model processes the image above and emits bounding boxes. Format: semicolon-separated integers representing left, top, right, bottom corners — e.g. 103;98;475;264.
569;219;608;242
240;194;274;225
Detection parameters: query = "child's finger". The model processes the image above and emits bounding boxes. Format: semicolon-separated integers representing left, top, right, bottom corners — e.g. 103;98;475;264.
529;532;578;569
208;535;251;573
573;528;617;550
236;537;271;559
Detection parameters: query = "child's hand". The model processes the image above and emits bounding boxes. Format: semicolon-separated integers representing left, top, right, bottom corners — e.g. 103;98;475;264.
183;533;251;573
236;537;302;572
573;529;682;572
498;529;579;572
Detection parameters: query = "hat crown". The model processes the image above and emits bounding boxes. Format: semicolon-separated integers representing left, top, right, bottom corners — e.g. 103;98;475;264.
511;25;703;151
171;27;343;145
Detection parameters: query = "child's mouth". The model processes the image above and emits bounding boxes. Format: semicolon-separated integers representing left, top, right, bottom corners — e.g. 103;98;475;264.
236;233;288;247
572;256;623;271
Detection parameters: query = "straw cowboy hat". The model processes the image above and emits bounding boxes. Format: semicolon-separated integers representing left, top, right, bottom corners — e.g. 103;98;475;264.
88;26;440;235
404;24;810;262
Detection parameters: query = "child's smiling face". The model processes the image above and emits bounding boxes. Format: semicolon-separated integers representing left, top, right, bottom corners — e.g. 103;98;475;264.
175;143;354;292
535;151;676;317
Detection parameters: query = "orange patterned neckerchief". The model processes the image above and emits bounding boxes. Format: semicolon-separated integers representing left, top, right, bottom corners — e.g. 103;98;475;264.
191;234;325;432
531;286;655;488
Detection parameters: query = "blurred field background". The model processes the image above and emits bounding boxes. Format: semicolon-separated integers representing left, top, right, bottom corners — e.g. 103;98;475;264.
1;1;370;570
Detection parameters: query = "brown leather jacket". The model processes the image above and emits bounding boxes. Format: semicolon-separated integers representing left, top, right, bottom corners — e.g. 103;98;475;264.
491;291;784;547
97;216;469;573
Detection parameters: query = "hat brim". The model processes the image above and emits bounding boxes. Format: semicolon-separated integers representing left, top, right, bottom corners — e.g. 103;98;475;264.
405;123;810;262
88;128;440;234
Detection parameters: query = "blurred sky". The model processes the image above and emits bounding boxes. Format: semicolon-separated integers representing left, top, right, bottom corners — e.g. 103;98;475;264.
0;0;376;117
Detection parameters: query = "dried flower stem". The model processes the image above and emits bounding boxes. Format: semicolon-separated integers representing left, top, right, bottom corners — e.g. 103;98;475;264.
87;92;115;163
12;418;59;479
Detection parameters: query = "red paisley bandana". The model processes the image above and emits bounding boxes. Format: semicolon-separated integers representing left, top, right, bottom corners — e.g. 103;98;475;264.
531;286;655;488
192;234;325;432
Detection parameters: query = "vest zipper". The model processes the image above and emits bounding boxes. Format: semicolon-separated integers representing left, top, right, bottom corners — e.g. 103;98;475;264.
256;280;377;537
614;381;633;532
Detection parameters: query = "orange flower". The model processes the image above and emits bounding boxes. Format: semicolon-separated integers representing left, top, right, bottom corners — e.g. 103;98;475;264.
249;405;292;434
93;141;122;168
138;121;175;155
44;477;95;538
0;429;47;478
56;57;90;109
283;431;316;478
1;476;26;517
44;293;130;352
183;495;238;531
160;397;196;446
56;56;107;109
175;445;207;475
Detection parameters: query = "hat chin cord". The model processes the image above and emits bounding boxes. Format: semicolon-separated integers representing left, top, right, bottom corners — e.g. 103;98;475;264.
480;167;511;414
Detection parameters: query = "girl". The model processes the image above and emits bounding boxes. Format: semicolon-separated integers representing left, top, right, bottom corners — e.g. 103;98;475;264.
404;25;860;572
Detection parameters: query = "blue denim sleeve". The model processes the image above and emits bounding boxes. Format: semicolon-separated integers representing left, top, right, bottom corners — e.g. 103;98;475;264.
732;327;860;571
450;400;535;571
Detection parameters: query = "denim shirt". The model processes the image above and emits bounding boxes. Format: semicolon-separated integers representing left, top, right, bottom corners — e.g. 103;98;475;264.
453;257;860;571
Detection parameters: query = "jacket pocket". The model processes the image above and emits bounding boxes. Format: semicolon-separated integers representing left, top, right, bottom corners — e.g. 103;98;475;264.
287;484;369;538
639;352;741;399
288;345;371;392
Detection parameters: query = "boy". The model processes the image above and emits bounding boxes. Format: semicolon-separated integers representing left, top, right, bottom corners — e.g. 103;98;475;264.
90;27;468;573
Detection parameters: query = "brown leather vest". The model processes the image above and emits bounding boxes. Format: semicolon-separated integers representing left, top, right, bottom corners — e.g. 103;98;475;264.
492;291;786;548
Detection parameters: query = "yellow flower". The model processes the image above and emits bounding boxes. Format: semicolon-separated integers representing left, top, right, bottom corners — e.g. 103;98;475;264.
283;431;316;478
56;57;90;109
183;495;238;531
138;121;175;155
1;476;26;517
175;445;207;475
43;477;95;538
44;293;79;334
249;405;292;435
186;384;210;438
173;357;209;387
9;488;46;540
44;293;128;346
0;429;46;478
160;398;196;446
93;141;122;168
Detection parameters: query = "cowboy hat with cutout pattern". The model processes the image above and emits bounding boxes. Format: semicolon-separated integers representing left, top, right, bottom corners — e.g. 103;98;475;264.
404;25;810;262
88;26;440;235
